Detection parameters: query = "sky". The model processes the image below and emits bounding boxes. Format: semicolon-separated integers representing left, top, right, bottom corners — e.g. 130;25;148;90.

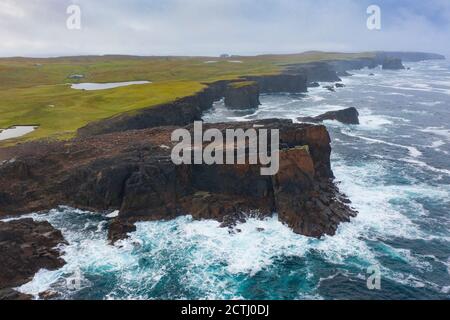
0;0;449;57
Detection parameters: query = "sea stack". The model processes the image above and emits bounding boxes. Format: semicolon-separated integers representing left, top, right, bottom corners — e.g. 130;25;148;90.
382;58;406;70
224;81;261;109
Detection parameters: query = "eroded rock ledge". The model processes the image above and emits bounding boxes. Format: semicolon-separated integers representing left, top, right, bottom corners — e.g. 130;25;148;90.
0;120;356;243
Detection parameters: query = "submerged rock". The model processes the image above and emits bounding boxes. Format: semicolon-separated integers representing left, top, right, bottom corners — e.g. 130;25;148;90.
323;85;335;92
298;107;360;125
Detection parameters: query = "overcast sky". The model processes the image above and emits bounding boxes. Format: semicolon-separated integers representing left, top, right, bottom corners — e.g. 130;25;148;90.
1;0;449;57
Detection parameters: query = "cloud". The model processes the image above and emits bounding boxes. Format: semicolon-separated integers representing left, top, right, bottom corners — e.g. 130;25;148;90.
0;0;449;57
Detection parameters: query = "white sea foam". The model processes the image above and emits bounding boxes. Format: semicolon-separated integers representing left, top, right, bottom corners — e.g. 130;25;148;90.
17;175;448;300
430;140;446;149
399;158;450;176
308;95;325;102
342;131;423;158
421;127;450;141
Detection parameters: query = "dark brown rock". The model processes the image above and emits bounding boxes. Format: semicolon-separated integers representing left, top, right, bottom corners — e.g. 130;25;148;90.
0;219;66;299
0;120;356;244
108;218;137;244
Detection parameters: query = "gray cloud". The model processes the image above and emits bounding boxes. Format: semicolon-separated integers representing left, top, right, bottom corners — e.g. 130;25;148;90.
0;0;449;57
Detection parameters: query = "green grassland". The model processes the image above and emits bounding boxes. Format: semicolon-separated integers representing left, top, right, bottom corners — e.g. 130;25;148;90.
0;52;372;144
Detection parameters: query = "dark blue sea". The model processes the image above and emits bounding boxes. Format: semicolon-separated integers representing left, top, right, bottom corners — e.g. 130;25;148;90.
8;60;450;300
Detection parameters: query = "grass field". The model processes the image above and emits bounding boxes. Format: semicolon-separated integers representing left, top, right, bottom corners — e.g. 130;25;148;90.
0;52;372;144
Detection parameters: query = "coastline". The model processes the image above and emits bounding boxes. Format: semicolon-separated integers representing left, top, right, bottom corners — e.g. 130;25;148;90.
0;51;446;300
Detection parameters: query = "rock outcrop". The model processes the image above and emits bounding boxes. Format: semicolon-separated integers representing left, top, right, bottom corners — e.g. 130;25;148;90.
0;219;66;300
245;74;308;93
224;81;260;109
0;120;356;242
298;107;360;125
382;58;405;70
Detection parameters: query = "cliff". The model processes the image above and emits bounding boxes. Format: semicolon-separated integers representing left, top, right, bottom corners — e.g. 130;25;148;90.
0;219;66;299
224;81;261;109
245;74;308;93
0;120;356;242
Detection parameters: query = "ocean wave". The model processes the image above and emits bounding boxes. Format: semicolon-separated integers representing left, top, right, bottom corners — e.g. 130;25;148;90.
341;131;422;158
421;127;450;141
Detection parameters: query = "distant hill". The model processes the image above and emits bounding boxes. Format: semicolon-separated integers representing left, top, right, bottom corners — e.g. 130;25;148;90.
376;51;446;62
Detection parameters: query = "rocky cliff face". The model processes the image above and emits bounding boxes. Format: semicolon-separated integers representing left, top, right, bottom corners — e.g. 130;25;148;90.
0;219;66;299
0;120;355;242
285;62;342;83
245;74;308;93
224;81;261;109
77;81;229;137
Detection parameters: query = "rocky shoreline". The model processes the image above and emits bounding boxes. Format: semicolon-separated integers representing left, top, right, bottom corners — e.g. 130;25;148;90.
0;120;356;238
0;219;66;300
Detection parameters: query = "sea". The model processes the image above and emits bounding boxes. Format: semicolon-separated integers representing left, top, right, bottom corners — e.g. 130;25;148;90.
10;59;450;300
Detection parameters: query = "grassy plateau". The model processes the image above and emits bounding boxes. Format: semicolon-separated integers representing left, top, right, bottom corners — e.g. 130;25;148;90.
0;52;372;144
